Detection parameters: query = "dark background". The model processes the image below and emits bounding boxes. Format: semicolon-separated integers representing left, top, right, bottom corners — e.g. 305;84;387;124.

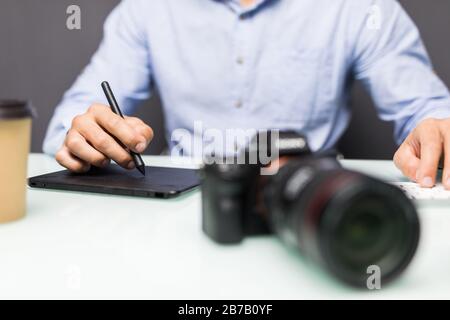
1;0;449;159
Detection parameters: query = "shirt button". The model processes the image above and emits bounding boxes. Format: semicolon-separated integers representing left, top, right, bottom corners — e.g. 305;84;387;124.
236;57;244;65
235;100;243;108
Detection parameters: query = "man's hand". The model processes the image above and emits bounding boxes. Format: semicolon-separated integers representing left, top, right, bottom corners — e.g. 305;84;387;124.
394;118;450;189
56;104;154;173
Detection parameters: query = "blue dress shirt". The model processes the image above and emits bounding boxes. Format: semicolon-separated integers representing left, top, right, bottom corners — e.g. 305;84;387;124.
43;0;450;156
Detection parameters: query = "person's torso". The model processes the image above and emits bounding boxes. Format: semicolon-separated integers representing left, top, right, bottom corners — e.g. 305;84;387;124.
138;0;367;154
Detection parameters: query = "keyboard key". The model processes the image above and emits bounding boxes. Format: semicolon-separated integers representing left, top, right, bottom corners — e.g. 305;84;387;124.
393;182;450;200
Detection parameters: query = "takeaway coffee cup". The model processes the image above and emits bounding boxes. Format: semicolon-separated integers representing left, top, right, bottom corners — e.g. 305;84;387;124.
0;100;34;223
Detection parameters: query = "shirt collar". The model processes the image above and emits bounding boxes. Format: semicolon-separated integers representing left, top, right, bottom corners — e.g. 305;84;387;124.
220;0;269;16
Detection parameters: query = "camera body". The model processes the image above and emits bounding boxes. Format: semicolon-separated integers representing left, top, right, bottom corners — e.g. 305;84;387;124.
201;131;314;244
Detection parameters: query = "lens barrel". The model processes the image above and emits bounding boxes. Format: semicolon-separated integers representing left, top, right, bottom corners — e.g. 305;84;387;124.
265;158;420;287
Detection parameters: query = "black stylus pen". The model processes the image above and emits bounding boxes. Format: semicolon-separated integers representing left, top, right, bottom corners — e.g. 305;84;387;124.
101;81;146;176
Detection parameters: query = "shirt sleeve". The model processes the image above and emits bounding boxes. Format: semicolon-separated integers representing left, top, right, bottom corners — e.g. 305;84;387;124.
352;0;450;145
43;0;152;155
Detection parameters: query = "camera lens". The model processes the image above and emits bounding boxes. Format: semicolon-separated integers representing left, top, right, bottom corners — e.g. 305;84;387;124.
331;196;394;267
266;158;420;287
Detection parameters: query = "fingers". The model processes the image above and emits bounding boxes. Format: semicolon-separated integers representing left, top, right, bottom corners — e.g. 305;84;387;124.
124;116;154;143
395;119;447;188
88;105;150;153
393;140;421;182
55;145;91;173
442;130;450;189
74;121;134;169
65;129;110;168
57;103;154;173
416;124;442;188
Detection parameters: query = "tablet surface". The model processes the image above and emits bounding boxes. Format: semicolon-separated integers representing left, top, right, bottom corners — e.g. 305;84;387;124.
28;165;200;198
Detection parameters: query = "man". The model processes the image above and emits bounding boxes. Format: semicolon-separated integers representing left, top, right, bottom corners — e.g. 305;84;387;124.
44;0;450;188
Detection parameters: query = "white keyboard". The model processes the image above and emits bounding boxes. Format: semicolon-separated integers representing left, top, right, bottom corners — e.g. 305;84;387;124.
394;182;450;201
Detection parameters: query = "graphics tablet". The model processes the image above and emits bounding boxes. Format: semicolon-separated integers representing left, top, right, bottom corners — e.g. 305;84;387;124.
28;165;200;199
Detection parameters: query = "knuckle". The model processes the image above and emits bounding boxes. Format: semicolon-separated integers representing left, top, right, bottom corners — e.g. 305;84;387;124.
87;105;96;113
393;149;404;167
417;119;437;133
115;152;131;165
120;128;140;147
109;116;123;130
119;152;131;163
87;103;104;114
71;115;84;128
405;161;417;175
94;134;111;150
92;154;106;166
426;142;442;153
66;136;82;151
125;116;139;124
420;157;436;170
125;118;153;140
55;150;66;164
127;133;141;146
144;126;154;140
72;162;88;173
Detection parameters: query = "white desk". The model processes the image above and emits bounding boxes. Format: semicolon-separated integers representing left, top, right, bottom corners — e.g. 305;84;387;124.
1;154;450;299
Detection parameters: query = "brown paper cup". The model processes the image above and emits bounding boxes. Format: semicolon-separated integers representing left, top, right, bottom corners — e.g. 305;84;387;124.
0;100;34;223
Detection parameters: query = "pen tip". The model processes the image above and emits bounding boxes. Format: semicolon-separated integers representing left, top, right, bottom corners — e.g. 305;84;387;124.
137;165;146;176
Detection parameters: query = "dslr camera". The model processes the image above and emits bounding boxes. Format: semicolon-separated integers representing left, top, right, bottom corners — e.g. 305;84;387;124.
201;131;420;287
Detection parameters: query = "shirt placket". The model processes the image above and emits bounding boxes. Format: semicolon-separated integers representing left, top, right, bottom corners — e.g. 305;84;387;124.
231;13;252;112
